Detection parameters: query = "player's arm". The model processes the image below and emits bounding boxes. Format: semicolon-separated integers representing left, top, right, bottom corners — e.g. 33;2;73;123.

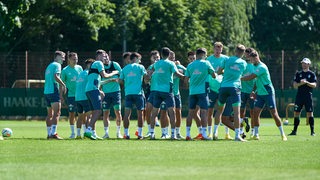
100;78;118;85
55;73;66;95
241;73;257;81
217;67;224;75
100;70;119;78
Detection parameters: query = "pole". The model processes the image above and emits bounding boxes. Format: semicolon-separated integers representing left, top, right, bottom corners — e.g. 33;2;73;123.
25;50;28;88
281;50;284;90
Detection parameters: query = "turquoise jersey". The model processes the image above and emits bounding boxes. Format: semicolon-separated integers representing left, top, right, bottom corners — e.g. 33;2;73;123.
241;63;256;93
151;59;178;93
220;56;247;88
120;63;147;96
173;64;186;95
253;62;275;95
61;65;83;97
207;54;229;92
44;61;61;94
185;59;215;95
75;69;89;101
85;60;104;92
102;61;122;93
147;64;156;91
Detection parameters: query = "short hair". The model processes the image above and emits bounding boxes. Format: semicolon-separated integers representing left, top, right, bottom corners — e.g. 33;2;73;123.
150;50;159;56
236;44;246;53
68;52;77;58
245;47;254;54
96;49;106;57
161;47;171;57
187;51;195;56
85;58;95;64
130;52;141;60
54;51;65;58
196;47;207;55
123;52;132;59
249;50;258;57
169;50;175;56
214;42;223;47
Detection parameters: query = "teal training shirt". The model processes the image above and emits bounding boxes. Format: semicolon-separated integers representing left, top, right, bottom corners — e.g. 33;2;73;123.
173;64;186;95
241;63;256;93
44;61;61;95
147;64;156;91
207;54;229;92
253;62;275;95
75;69;89;101
220;56;247;88
85;60;104;92
120;63;147;96
61;65;83;97
102;61;122;93
151;59;178;93
185;59;214;95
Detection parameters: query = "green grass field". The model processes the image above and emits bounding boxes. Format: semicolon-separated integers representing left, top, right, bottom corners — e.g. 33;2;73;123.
0;119;319;180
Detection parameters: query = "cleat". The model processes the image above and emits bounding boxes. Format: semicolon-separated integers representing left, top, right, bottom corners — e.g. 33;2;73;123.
213;135;219;140
69;134;76;139
193;133;203;140
176;134;184;140
281;134;287;141
225;134;233;140
235;136;247;142
94;135;103;140
84;131;96;140
117;133;123;139
161;133;170;139
171;135;178;140
144;132;151;138
311;132;316;136
51;133;63;140
207;134;212;138
241;133;247;139
102;134;110;139
251;135;260;140
186;136;193;141
75;136;82;139
243;117;250;133
201;136;212;140
288;130;297;136
137;136;144;140
150;133;156;140
123;134;130;140
135;130;139;137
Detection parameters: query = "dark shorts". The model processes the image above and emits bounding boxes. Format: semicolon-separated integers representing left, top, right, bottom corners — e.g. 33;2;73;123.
67;97;77;112
86;90;102;111
255;93;277;109
152;91;175;109
241;92;255;109
188;93;209;110
222;98;233;116
44;92;60;107
208;91;219;108
174;94;182;109
125;94;145;110
218;87;241;107
294;93;313;112
76;100;91;113
147;91;155;104
102;91;121;110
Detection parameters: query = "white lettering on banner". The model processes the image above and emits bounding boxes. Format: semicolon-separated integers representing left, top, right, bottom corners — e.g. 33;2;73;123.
3;97;45;108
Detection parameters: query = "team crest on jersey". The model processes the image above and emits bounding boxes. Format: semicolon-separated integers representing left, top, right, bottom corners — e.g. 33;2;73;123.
193;69;202;75
230;65;240;71
127;71;137;77
308;74;311;78
156;68;165;73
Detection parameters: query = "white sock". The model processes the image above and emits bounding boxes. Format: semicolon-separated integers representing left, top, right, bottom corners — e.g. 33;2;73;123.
213;125;219;136
165;127;169;134
161;128;166;135
82;124;86;133
186;126;191;137
278;126;284;135
138;127;142;136
254;126;259;136
240;128;244;134
251;128;254;136
86;126;92;132
70;125;75;135
104;126;109;135
235;128;240;138
117;126;121;134
148;124;151;132
175;127;180;135
225;126;229;134
124;128;129;136
77;128;81;136
47;126;51;136
92;130;97;137
51;125;57;135
150;128;154;134
202;127;208;138
208;126;212;135
171;128;175;137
